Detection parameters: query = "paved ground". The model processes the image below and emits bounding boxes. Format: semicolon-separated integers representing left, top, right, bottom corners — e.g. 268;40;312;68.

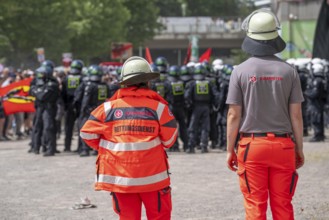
0;131;328;220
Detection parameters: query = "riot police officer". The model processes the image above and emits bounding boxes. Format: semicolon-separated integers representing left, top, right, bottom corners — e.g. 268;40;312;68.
79;65;110;156
203;61;219;149
150;56;168;97
184;63;219;153
304;62;326;142
28;60;56;153
294;59;310;136
179;65;193;129
61;60;84;152
179;65;193;87
107;66;121;99
217;64;233;149
164;65;188;151
32;66;60;156
73;67;89;153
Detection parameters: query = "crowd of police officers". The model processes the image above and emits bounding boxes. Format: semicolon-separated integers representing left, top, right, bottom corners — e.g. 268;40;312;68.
27;56;329;156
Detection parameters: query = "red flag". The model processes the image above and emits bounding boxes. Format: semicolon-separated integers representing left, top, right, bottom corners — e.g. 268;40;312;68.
0;78;35;115
183;43;192;65
145;47;153;64
199;48;212;62
111;42;133;60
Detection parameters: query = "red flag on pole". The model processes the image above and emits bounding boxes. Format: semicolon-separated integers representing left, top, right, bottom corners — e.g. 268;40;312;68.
145;47;153;64
0;78;35;115
199;48;212;62
183;43;192;65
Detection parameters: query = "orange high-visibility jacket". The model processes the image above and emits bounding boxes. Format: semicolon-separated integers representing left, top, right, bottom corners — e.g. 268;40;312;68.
80;86;178;193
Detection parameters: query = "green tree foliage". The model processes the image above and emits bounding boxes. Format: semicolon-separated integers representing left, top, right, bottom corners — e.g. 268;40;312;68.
123;0;161;47
155;0;182;16
0;0;157;67
0;0;72;66
0;0;254;67
186;0;240;17
67;0;130;63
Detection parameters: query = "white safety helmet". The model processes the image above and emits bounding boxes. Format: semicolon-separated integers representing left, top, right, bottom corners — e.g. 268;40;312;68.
311;57;322;65
120;56;159;86
212;59;223;66
312;63;324;74
213;64;224;72
186;61;195;68
321;59;329;66
241;9;281;41
294;59;308;72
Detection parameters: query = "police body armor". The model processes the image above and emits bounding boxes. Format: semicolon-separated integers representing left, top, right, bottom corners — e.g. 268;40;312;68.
193;80;210;102
171;81;184;103
155;81;165;97
306;77;326;110
66;75;81;97
82;81;108;115
205;76;217;87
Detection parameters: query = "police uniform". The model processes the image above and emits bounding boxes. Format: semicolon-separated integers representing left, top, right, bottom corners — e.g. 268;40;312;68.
217;73;230;149
62;74;82;151
205;74;219;148
184;75;219;153
33;73;60;156
150;75;166;97
304;72;326;141
79;74;110;156
73;77;89;153
296;67;309;136
164;75;188;151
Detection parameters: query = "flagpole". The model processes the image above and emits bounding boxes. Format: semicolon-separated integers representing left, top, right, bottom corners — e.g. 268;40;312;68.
178;49;181;66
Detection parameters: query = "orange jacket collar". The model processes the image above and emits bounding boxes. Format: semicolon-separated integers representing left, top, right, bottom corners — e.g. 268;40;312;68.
110;86;168;105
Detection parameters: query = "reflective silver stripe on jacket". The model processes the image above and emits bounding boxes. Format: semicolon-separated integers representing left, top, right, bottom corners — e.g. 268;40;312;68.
156;103;165;120
99;138;161;151
80;131;100;140
104;101;112;116
162;128;178;147
96;170;169;186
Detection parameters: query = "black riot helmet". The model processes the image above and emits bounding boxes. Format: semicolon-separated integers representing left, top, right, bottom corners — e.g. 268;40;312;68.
70;60;84;75
155;56;169;73
41;60;55;72
36;66;53;79
88;65;103;82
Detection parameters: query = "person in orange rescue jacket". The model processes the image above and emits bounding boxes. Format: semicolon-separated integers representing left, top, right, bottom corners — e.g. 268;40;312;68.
80;56;178;220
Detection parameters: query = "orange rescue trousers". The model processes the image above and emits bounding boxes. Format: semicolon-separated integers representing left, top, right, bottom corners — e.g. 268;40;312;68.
110;187;172;220
237;135;298;220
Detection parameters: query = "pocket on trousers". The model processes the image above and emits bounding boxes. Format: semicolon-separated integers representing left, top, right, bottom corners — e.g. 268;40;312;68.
157;186;172;213
289;171;299;196
237;167;251;194
237;141;250;163
110;192;121;214
281;139;295;150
